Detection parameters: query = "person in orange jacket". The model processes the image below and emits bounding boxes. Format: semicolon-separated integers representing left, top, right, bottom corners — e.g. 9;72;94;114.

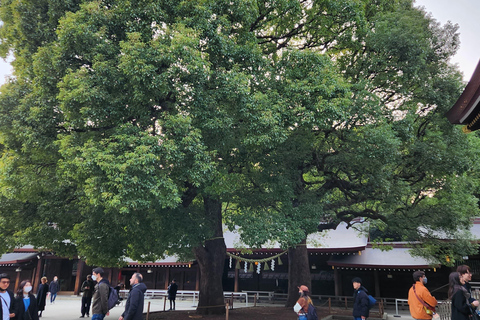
408;271;438;320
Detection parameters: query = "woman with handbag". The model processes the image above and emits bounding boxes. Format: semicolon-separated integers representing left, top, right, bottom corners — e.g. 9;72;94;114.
449;272;474;320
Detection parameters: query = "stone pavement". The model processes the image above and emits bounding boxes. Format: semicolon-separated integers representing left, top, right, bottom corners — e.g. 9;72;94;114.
38;295;201;320
39;295;415;320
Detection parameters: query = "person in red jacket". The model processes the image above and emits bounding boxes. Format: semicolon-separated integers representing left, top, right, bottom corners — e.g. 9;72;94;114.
408;271;438;320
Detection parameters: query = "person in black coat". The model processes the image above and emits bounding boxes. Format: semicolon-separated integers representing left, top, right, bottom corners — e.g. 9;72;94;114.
119;273;147;320
0;273;17;320
352;277;370;320
449;272;472;320
15;280;39;320
36;277;49;317
457;265;480;309
80;275;95;318
167;279;178;311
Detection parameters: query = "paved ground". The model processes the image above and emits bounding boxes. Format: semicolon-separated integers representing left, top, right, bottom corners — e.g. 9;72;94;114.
37;295;415;320
38;294;201;320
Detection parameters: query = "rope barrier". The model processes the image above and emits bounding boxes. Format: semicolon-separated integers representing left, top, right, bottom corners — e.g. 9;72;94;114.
226;250;287;263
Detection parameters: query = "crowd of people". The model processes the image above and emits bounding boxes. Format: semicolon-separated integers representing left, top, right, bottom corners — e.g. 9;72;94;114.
293;264;480;320
406;266;480;320
3;263;479;320
0;267;174;320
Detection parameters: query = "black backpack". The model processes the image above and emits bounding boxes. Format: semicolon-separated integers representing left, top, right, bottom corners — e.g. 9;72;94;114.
307;303;318;320
107;286;120;310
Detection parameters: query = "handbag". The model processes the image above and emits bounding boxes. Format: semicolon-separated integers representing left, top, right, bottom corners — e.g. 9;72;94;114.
412;284;437;316
470;306;480;320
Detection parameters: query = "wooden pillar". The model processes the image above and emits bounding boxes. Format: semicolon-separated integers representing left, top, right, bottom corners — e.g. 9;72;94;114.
374;269;380;297
33;257;43;292
14;271;21;292
195;267;200;291
165;267;170;289
31;266;37;289
181;270;186;290
74;260;85;296
234;268;239;292
334;267;341;296
153;269;157;289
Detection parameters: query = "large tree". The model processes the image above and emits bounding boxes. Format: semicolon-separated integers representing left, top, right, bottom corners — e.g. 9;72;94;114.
0;0;351;314
227;0;480;307
1;0;479;314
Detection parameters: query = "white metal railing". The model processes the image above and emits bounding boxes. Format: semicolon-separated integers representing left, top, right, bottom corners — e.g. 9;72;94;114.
394;299;409;316
224;292;249;307
121;289;249;307
241;290;275;302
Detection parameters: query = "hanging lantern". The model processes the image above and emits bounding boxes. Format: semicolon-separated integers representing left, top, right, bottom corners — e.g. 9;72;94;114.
264;262;270;271
278;256;283;265
235;260;241;270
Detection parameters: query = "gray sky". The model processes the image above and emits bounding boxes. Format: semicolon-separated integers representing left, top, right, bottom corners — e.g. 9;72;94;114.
0;1;479;85
415;0;480;81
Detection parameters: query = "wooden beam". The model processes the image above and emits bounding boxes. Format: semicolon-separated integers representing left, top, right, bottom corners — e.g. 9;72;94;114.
74;260;84;295
33;257;42;293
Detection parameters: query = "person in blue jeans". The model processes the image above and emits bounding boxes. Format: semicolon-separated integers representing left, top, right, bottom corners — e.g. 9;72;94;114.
48;276;59;304
352;277;369;320
91;267;110;320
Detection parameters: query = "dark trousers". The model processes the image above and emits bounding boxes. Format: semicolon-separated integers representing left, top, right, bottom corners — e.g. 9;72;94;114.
81;296;92;316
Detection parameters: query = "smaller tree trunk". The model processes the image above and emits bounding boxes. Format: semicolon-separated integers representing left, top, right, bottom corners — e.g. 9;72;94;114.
286;238;311;307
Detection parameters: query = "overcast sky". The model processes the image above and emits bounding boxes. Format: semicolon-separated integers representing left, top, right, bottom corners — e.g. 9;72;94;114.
415;0;480;81
0;1;479;85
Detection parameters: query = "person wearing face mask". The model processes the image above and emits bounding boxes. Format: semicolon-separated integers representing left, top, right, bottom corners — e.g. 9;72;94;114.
15;280;39;320
91;267;110;320
0;273;16;320
408;271;438;320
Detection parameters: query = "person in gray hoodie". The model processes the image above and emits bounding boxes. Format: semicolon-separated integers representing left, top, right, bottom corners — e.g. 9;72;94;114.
118;273;147;320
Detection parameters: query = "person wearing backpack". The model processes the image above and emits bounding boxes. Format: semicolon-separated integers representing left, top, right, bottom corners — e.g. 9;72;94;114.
91;267;110;320
293;285;317;320
352;277;369;320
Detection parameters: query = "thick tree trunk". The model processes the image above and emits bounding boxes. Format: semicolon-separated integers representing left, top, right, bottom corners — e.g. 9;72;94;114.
286;238;311;307
194;197;226;315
